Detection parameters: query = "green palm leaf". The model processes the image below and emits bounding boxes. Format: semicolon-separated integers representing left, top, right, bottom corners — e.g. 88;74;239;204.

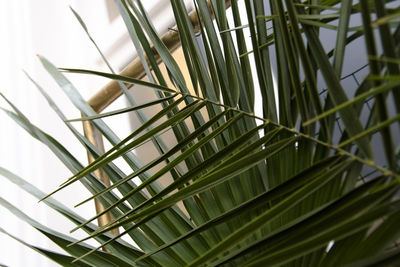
1;0;400;266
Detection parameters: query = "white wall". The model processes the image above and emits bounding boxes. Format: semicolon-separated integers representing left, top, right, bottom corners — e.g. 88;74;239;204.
0;1;126;266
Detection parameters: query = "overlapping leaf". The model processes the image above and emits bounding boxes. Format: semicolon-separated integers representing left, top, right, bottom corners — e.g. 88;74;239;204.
1;0;400;266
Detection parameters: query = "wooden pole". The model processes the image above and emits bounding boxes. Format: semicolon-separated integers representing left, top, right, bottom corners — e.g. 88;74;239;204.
82;118;120;237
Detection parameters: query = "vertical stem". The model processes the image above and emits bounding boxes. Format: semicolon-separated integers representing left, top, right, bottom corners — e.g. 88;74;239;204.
82;116;119;249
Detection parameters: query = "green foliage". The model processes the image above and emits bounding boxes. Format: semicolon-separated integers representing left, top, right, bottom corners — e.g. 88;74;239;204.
1;0;400;266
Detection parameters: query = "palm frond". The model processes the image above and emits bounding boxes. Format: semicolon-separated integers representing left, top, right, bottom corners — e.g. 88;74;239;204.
1;0;400;266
